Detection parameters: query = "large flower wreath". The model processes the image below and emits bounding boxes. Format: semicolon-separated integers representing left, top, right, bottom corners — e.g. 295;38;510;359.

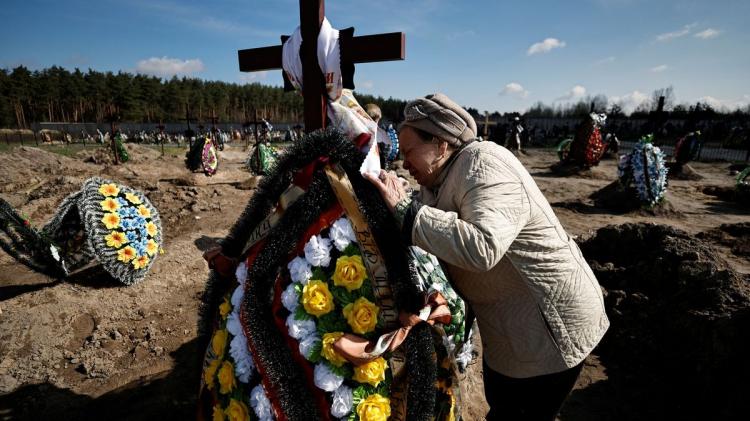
617;134;669;207
198;129;469;421
0;177;162;285
564;113;607;168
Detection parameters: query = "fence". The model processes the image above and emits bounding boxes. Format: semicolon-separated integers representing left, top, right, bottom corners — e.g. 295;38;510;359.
619;141;749;162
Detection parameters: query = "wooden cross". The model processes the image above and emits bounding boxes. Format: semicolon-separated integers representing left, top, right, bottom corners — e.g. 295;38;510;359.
106;113;120;165
180;104;198;147
482;111;497;139
242;108;264;147
238;0;405;133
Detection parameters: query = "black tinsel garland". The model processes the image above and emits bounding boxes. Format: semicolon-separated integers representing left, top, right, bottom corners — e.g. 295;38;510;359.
0;197;65;278
199;128;437;420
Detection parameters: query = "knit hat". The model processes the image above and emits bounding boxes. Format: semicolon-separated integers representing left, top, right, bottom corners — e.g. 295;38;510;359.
401;93;477;146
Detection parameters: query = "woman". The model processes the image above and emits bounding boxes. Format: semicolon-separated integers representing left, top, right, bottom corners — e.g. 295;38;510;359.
365;93;609;420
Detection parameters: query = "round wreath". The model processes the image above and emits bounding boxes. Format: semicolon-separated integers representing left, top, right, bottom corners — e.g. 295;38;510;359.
618;135;669;207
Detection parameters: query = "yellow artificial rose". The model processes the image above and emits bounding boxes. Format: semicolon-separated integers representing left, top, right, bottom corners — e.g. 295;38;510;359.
356;393;391;421
132;254;150;270
100;197;120;212
217;360;236;394
219;297;232;320
343;297;379;334
145;239;159;256
353;357;387;387
125;192;142;204
302;280;334;317
212;329;228;357
101;212;121;229
224;399;250;421
137;205;152;218
212;404;224;421
332;255;368;292
117;246;137;263
105;231;128;248
98;183;120;197
145;221;158;237
204;358;221;390
321;332;347;367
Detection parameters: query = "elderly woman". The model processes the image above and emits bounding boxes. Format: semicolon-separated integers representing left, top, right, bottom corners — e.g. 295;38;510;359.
365;93;609;420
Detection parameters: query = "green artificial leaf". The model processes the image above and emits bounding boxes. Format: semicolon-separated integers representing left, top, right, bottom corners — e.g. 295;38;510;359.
343;243;361;257
331;285;356;306
293;283;303;294
309;340;322;363
326;360;353;379
311;267;328;282
294;306;313;321
317;311;349;334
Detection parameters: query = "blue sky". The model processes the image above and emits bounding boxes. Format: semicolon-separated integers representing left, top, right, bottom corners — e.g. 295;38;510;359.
2;0;749;113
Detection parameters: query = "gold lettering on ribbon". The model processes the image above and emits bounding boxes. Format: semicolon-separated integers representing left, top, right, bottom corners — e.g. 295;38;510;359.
323;164;399;330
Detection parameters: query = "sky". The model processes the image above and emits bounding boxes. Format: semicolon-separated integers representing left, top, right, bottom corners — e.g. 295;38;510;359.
1;0;749;114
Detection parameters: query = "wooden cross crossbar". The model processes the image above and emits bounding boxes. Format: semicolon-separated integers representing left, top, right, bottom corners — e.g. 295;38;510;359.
238;32;405;72
238;0;406;133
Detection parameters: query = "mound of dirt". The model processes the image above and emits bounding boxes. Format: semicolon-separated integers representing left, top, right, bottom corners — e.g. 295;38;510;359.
698;222;750;258
589;181;677;215
580;223;750;419
549;162;612;179
76;144;162;164
666;162;704;180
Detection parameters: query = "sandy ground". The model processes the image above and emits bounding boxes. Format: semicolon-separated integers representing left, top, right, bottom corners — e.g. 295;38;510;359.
0;143;747;420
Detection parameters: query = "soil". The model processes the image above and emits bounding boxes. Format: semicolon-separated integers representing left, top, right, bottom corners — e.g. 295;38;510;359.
0;145;748;420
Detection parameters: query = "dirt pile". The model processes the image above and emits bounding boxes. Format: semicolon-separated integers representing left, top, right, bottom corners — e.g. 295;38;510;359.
75;144;162;164
580;223;750;419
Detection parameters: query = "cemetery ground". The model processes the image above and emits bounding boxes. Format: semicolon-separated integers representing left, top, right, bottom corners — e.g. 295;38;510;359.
0;142;748;420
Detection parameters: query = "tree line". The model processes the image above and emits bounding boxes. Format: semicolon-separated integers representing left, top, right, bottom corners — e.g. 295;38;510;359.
0;66;408;129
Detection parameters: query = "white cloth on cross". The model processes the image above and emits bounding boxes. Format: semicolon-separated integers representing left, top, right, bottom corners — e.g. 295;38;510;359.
281;17;387;177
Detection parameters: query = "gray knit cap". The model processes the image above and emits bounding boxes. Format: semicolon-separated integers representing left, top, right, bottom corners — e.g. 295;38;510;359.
401;93;477;146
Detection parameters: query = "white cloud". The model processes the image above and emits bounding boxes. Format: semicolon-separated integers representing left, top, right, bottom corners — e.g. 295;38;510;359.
610;90;649;114
500;82;529;99
595;56;616;65
556;85;586;101
650;64;668;73
359;80;375;90
655;23;696;42
136;57;204;77
239;71;268;83
694;28;721;39
697;95;749;111
527;38;566;56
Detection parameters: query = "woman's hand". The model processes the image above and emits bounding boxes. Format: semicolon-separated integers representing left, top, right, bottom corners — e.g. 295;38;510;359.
363;170;409;213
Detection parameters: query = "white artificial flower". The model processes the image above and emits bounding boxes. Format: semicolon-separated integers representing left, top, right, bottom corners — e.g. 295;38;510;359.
330;384;354;417
285;313;316;340
250;384;274;421
423;261;435;274
226;309;243;337
49;245;61;262
298;333;321;361
230;285;245;310
455;340;475;371
287;256;313;284
229;333;255;383
281;283;301;312
235;262;248;285
313;363;344;392
304;235;332;267
329;218;358;251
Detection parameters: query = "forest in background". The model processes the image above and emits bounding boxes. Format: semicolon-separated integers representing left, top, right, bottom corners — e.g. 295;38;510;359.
1;66;748;131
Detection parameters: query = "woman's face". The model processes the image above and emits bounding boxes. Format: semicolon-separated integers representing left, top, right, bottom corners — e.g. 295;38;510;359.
398;126;446;187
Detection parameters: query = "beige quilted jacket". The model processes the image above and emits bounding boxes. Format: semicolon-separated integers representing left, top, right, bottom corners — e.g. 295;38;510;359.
411;141;609;378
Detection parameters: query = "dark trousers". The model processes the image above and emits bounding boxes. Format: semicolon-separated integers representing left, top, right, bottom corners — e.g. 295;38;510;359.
483;361;583;421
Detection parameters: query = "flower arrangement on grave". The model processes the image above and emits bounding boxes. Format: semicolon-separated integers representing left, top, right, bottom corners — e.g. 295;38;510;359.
617;134;669;207
198;129;470;421
560;113;607;168
736;166;750;205
673;131;703;166
186;136;219;176
246;142;279;176
0;177;162;285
